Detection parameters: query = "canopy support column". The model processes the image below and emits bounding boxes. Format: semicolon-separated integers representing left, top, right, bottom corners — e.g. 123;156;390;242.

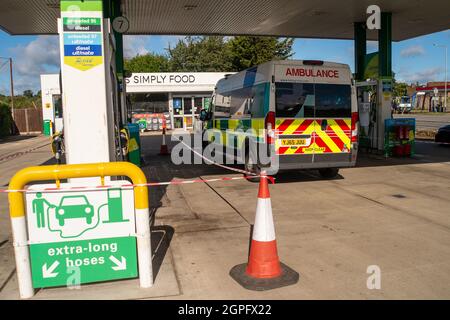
379;12;392;78
354;22;367;81
377;12;393;153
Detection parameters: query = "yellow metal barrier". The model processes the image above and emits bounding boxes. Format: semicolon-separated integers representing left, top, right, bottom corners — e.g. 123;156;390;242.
8;162;152;299
8;162;149;217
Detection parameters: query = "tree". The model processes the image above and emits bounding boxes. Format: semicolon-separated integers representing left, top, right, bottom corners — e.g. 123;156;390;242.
227;36;294;71
124;36;295;73
0;100;12;138
167;36;232;72
0;94;41;109
393;80;408;98
23;90;34;98
124;53;170;73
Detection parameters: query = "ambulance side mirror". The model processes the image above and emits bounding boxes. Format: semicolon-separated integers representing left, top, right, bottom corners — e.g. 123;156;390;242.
199;109;209;121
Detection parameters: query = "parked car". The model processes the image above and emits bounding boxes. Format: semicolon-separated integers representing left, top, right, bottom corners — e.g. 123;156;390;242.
435;125;450;144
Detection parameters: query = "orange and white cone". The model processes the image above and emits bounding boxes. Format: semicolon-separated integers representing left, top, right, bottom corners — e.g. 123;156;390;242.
159;121;170;155
230;172;299;291
246;175;281;278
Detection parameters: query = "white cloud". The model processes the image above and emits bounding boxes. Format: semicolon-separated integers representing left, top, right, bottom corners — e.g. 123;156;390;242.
162;35;185;50
9;35;60;94
400;45;425;58
396;67;444;84
367;41;378;53
123;36;150;58
3;34;186;94
123;35;186;58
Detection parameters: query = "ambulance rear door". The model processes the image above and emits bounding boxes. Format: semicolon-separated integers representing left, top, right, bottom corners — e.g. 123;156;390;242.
311;63;352;165
274;63;315;165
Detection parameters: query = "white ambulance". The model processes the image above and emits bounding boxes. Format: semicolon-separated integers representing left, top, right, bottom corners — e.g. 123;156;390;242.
202;60;359;178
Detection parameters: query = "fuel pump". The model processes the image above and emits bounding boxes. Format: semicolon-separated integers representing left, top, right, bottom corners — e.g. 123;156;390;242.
356;80;377;151
103;188;129;223
356;79;393;153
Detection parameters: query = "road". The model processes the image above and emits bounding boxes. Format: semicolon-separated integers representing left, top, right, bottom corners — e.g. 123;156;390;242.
0;134;56;293
395;113;450;131
0;135;53;242
1;133;450;299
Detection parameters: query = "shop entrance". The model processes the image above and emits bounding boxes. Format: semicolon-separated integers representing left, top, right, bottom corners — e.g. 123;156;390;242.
173;95;211;130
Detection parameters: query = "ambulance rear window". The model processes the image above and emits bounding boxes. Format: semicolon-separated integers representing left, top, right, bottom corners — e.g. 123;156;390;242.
275;83;315;118
315;84;351;118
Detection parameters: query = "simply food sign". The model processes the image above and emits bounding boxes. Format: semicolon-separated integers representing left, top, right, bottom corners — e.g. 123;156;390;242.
25;181;137;288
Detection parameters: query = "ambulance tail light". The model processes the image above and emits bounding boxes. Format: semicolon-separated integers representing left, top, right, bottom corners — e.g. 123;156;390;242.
265;111;276;144
351;112;359;143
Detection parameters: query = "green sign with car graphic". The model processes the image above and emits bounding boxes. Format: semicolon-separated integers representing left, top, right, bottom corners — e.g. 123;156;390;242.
26;182;138;288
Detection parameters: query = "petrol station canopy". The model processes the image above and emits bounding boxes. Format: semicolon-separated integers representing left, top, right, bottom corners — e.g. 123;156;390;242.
0;0;449;41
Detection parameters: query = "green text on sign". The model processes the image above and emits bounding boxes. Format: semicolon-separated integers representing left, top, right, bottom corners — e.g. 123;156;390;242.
63;17;101;26
30;236;138;288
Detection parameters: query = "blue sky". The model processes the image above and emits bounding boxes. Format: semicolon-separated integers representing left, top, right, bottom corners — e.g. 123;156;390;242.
0;29;449;95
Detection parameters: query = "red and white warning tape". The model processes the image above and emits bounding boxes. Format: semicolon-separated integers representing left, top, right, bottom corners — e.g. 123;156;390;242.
0;175;273;194
176;137;256;176
1;135;275;194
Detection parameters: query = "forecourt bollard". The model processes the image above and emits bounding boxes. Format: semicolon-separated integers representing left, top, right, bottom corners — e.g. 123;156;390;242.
8;162;152;299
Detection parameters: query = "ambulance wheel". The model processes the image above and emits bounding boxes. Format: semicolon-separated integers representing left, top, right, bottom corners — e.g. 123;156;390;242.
318;168;339;179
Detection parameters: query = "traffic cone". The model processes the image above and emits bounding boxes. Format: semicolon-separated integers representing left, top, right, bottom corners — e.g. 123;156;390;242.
230;172;299;291
159;120;170;155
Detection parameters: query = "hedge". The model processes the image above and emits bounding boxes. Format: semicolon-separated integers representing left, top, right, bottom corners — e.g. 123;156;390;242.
0;101;13;138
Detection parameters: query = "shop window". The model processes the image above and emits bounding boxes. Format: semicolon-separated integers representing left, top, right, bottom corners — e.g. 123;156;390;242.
204;97;211;111
174;117;183;128
129;93;169;114
184;97;193;114
194;97;203;114
173;98;183;115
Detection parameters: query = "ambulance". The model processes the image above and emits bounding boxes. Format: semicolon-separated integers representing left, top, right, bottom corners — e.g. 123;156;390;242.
201;60;359;178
